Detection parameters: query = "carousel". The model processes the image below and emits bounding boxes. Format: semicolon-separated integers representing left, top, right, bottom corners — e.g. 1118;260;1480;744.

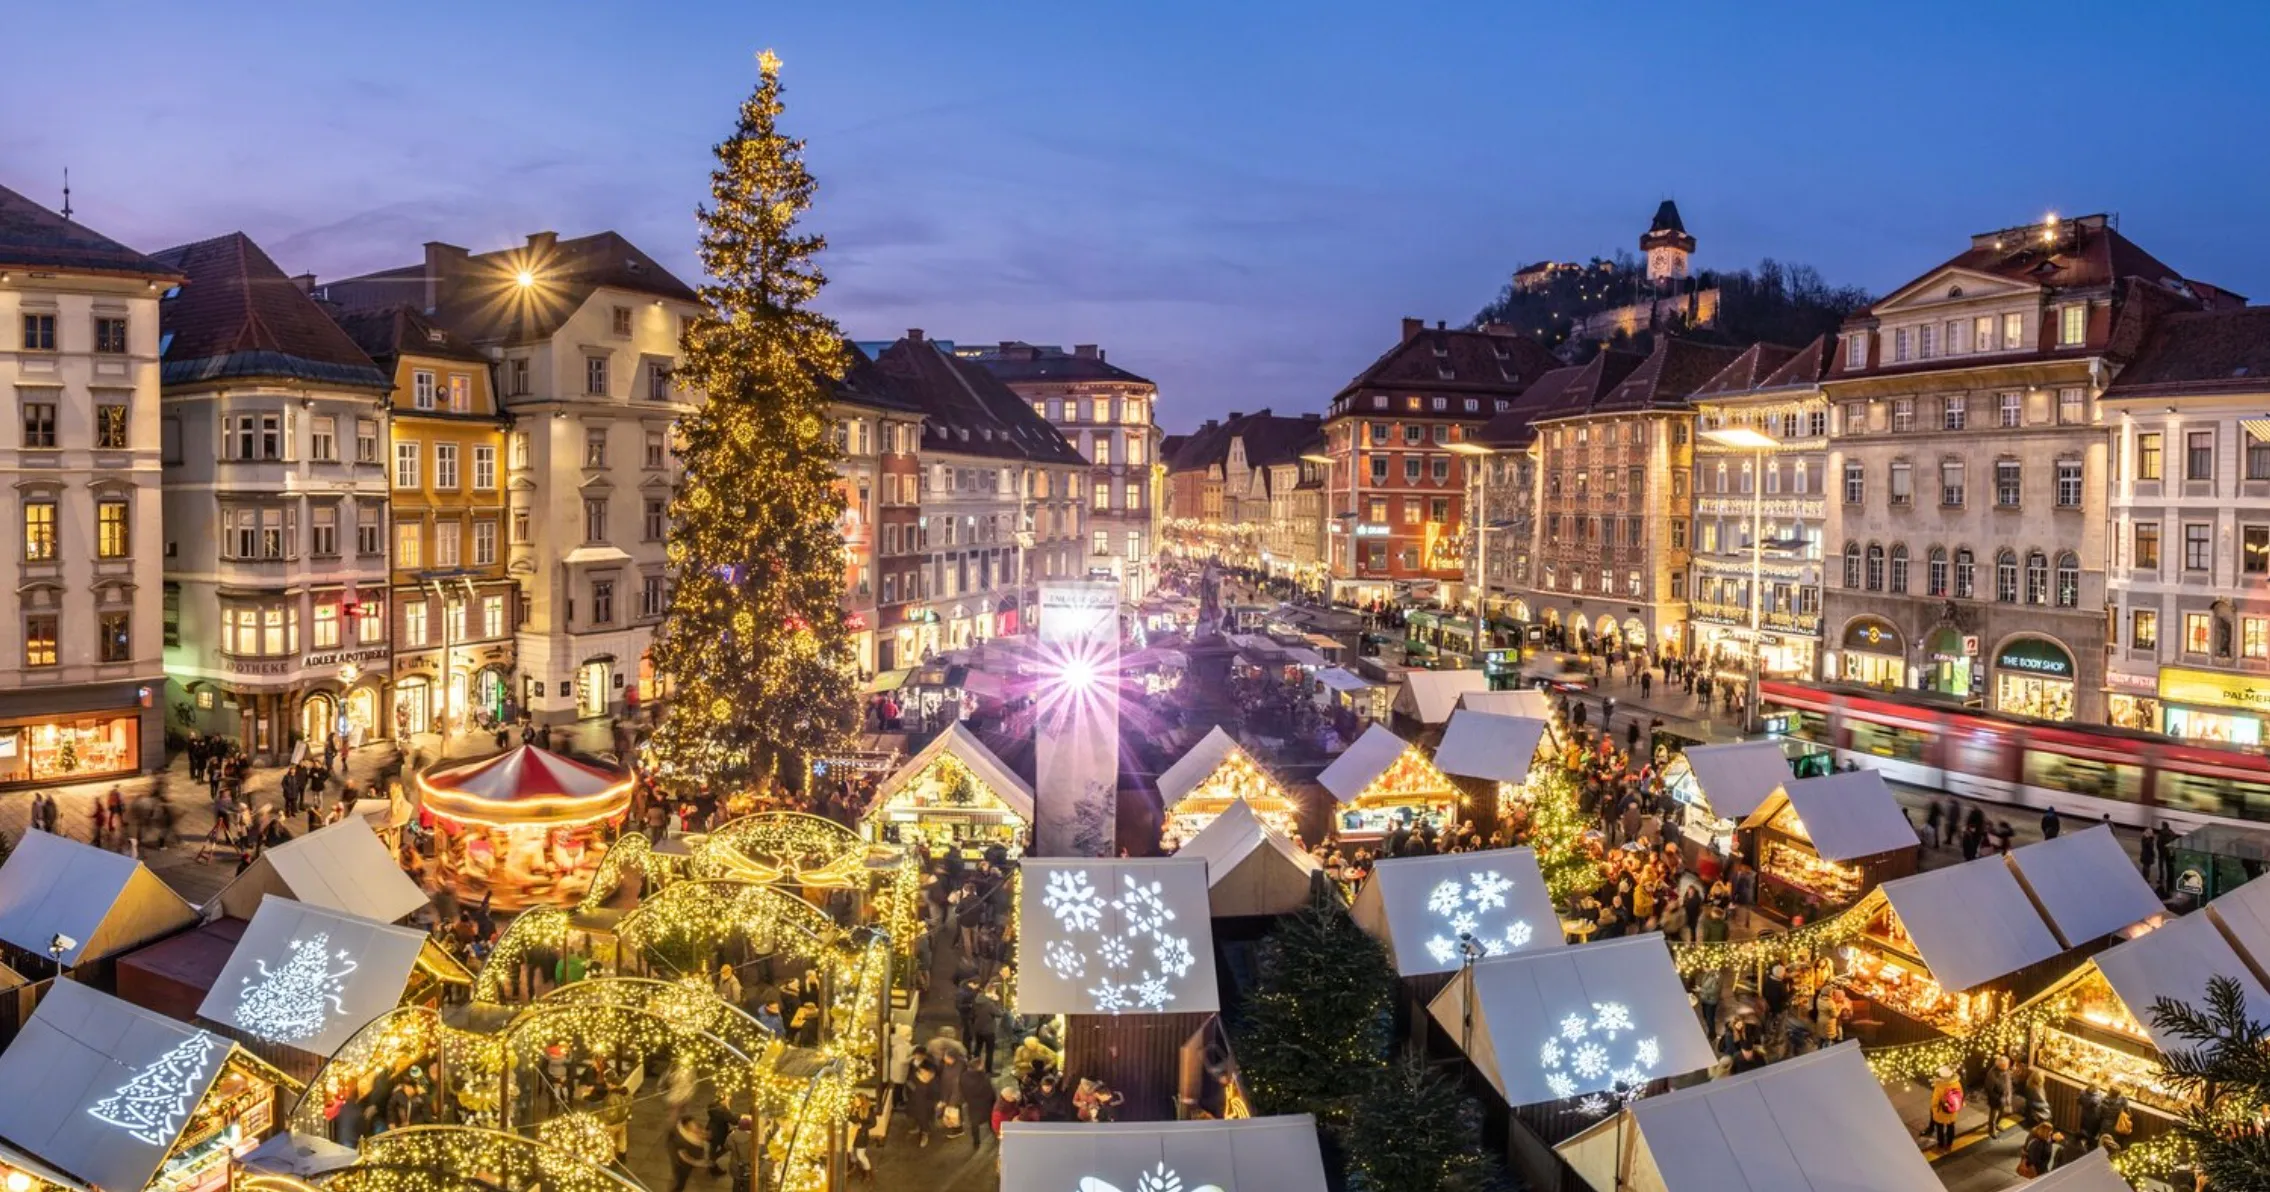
415;746;633;911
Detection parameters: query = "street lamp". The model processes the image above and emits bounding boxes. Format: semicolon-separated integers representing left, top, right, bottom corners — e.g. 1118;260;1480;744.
1447;441;1497;666
1699;427;1780;734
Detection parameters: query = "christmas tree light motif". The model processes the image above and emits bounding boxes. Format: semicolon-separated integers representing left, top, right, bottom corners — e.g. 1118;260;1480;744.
233;932;359;1044
89;1033;219;1145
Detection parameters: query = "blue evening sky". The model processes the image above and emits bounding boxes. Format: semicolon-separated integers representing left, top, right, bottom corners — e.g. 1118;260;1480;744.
8;2;2265;431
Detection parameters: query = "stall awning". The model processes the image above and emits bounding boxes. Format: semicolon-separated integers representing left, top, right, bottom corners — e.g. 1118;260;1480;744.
1432;711;1550;786
1000;1116;1327;1192
871;722;1035;824
1014;858;1219;1015
1317;724;1420;804
2011;1150;2132;1192
199;896;429;1057
961;669;1008;700
1351;846;1562;977
865;668;912;694
1459;688;1552;718
0;830;197;967
214;817;430;924
1670;741;1792;821
1427;935;1716;1106
1878;856;2063;992
2093;911;2270;1058
1739;770;1917;862
2206;871;2270;980
1316;667;1376;694
1175;800;1321;919
2006;825;2165;949
1394;670;1487;725
1560;1042;1940;1192
1281;647;1329;668
0;981;231;1192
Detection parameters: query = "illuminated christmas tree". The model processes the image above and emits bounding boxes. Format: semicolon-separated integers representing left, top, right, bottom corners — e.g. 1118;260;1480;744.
88;1033;218;1145
234;932;357;1043
645;50;859;792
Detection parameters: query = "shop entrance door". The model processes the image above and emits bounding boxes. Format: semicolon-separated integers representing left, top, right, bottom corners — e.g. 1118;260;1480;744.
301;694;335;749
475;669;508;722
579;662;611;718
346;688;377;745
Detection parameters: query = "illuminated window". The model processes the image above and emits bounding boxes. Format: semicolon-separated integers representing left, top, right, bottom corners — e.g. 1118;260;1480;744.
2060;304;2087;345
23;614;55;667
23;500;55;561
97;500;129;558
2132;609;2158;650
2184;612;2212;655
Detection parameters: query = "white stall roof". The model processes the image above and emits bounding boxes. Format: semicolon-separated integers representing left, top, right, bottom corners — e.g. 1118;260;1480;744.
0;830;197;966
1559;1043;1938;1192
2093;911;2270;1057
2007;826;2164;949
1016;858;1219;1016
1395;670;1488;726
873;721;1034;822
2015;1150;2129;1192
1460;688;1553;719
1878;856;2063;992
1433;711;1551;785
1317;724;1416;803
213;817;430;923
1743;771;1918;862
1176;800;1321;918
1671;741;1791;820
1316;668;1376;694
198;896;429;1057
1427;935;1714;1106
1158;727;1262;809
1000;1115;1327;1192
1351;846;1562;977
2207;871;2270;982
1281;647;1329;668
0;980;231;1192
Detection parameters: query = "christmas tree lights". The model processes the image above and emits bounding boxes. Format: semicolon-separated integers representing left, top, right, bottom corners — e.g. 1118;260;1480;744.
87;1032;218;1145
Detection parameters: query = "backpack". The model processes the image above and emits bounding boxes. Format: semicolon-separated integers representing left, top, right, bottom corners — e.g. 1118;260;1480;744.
1938;1087;1965;1115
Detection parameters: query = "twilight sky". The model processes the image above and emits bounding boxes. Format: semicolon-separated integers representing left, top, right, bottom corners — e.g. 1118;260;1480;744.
9;2;2267;432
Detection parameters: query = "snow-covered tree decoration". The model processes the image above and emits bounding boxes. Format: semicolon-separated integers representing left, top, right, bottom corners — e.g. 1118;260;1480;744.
88;1033;219;1145
233;932;358;1044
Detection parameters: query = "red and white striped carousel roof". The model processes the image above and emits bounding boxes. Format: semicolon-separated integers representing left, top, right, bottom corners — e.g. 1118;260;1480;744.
417;745;632;825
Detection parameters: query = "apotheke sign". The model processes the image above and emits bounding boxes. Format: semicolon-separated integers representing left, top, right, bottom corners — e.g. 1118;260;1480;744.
304;648;389;669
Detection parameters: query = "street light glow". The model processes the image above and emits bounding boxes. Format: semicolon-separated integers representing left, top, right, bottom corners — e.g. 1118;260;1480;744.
514;269;537;289
1059;655;1099;692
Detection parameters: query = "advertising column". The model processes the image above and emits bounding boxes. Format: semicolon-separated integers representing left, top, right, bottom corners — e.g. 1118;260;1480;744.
1035;580;1120;857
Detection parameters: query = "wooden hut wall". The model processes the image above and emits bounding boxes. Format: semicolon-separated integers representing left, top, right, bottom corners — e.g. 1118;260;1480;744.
1062;1011;1214;1121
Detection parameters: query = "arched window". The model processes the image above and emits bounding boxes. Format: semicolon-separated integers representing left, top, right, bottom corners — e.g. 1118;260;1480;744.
1927;546;1949;596
1865;544;1886;591
1843;542;1862;590
1954;548;1976;598
1995;549;2019;602
1889;545;1910;594
2055;551;2080;608
2025;550;2049;605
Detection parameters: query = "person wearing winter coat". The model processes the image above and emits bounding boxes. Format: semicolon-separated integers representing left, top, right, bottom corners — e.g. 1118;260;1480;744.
1982;1055;2014;1136
903;1060;942;1148
1927;1067;1963;1151
2020;1124;2057;1177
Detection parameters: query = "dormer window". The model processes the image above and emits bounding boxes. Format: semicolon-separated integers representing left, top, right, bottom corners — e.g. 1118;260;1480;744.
1432;343;1449;358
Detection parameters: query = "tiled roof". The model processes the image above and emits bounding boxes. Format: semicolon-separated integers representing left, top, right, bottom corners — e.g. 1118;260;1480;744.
1236;413;1326;470
1649;200;1687;236
327;303;489;368
1690;341;1803;398
968;342;1155;387
1333;321;1562;405
1159;433;1189;463
150;233;388;390
1591;337;1746;413
833;347;924;415
1473;349;1648;446
871;335;1083;465
0;183;179;280
1166;417;1240;473
2103;305;2270;401
321;231;698;346
1755;334;1833;390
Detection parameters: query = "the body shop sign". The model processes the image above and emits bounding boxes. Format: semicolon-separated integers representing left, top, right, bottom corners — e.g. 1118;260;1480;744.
1994;637;2074;679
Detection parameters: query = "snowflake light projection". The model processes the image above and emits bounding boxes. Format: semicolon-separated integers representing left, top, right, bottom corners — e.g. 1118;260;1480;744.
233;932;359;1044
1036;866;1200;1014
89;1033;219;1145
1535;1002;1662;1102
1421;868;1538;966
1077;1163;1226;1192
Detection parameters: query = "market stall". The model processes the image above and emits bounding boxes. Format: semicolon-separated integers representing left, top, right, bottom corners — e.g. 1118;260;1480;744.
0;830;197;977
0;981;285;1192
1432;710;1553;823
1351;847;1561;981
1316;724;1461;841
860;721;1034;857
1156;726;1300;845
1459;688;1553;719
1174;799;1322;920
1662;740;1791;853
2006;825;2166;950
2033;911;2270;1139
1314;667;1388;729
1394;670;1488;731
211;818;431;925
414;746;633;911
1846;856;2065;1044
1555;1043;1940;1192
196;897;454;1072
2205;869;2270;986
1000;1116;1328;1192
1427;935;1715;1106
1738;770;1918;923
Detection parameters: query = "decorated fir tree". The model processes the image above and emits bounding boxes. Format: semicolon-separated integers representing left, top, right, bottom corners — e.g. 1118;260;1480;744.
645;50;859;792
2148;976;2270;1187
1343;1058;1497;1192
1231;883;1395;1124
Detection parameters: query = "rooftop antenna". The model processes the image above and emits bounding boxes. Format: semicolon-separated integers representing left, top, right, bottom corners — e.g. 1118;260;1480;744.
60;169;73;220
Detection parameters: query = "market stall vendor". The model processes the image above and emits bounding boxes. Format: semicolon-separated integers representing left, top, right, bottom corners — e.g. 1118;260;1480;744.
860;722;1033;859
1843;856;2065;1045
1156;726;1300;845
415;745;632;911
1739;770;1918;923
1317;724;1460;841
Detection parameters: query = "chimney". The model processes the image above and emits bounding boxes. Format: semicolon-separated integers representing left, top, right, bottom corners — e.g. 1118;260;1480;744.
1203;419;1219;430
1228;411;1245;421
421;241;469;314
906;328;925;342
526;230;558;257
1401;317;1423;342
1073;344;1098;359
1436;320;1447;330
291;272;316;295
